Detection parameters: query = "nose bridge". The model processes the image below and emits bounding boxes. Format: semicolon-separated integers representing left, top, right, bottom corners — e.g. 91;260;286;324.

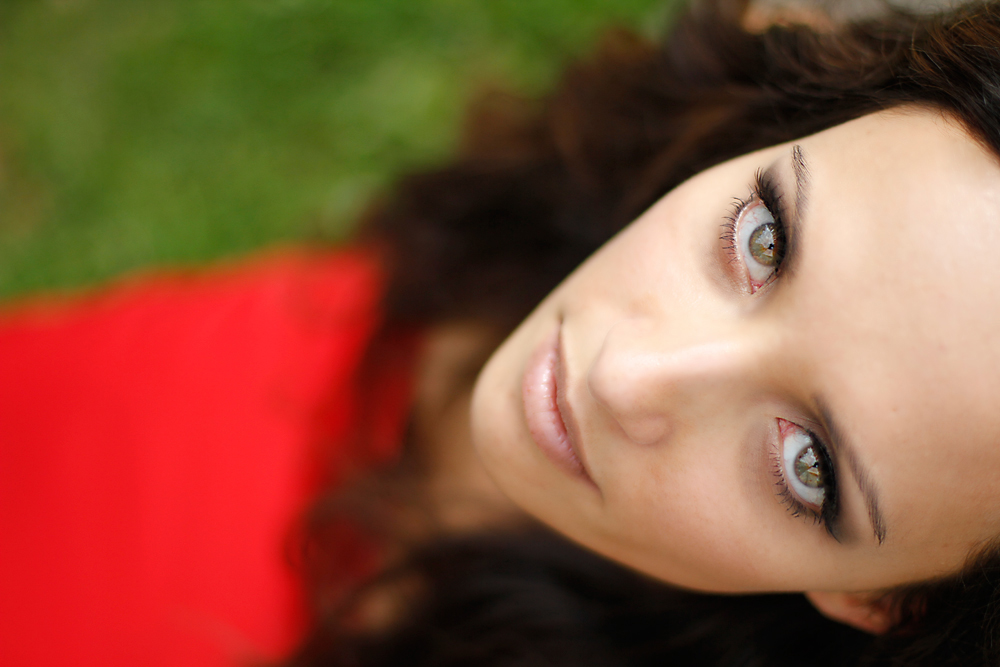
587;315;759;445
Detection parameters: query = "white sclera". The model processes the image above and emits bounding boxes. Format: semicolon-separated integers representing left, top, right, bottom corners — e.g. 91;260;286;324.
782;428;826;507
737;202;779;285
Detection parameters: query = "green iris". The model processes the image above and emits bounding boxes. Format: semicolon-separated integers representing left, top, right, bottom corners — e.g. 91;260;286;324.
794;447;823;488
749;223;783;266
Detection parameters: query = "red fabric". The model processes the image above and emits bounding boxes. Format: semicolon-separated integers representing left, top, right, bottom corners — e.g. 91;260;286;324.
0;249;414;667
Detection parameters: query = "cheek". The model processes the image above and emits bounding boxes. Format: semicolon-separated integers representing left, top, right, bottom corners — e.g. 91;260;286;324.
591;442;804;592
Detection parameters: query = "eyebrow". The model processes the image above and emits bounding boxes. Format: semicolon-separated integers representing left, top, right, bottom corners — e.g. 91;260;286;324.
791;144;809;216
782;146;888;546
816;400;888;545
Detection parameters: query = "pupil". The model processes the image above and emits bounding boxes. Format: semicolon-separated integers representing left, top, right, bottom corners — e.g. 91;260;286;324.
749;223;782;266
794;447;823;488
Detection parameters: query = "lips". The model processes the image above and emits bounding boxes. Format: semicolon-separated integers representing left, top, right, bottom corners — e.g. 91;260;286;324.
522;324;596;487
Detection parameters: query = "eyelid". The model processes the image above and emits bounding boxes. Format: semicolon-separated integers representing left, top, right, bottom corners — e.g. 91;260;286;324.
754;168;787;229
771;417;842;540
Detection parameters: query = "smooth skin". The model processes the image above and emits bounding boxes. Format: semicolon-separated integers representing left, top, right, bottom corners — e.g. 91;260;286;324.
471;107;1000;633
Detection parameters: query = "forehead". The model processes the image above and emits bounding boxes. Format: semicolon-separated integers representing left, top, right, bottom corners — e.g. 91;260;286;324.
789;109;1000;555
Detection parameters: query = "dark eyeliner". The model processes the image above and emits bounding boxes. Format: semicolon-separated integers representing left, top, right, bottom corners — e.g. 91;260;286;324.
762;164;843;537
753;167;790;277
721;167;791;283
772;425;842;541
738;165;841;538
813;431;841;540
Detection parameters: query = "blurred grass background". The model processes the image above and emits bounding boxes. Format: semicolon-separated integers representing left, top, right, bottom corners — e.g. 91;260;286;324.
0;0;676;300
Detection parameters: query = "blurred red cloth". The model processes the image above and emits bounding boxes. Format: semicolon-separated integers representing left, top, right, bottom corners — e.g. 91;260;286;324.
0;249;415;667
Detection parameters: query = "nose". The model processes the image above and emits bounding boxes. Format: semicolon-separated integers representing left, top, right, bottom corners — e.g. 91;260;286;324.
587;318;754;445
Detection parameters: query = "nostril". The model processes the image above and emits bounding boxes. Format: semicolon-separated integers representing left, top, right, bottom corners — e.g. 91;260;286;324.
588;346;673;445
588;373;672;444
588;321;744;447
618;414;671;446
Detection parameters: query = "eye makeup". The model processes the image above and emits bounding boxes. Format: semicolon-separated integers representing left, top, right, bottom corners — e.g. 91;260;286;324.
771;418;842;540
721;168;791;292
721;154;846;541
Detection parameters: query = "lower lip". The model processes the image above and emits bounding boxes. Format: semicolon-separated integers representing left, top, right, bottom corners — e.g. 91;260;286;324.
522;324;594;486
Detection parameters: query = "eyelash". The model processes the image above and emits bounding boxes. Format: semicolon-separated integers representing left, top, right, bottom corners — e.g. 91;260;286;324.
721;169;788;291
721;173;839;536
770;420;841;538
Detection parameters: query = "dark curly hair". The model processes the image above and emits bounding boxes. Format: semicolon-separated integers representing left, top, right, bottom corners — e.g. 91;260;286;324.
287;1;1000;665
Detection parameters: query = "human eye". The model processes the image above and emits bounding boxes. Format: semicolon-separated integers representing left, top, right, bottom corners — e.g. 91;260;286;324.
722;169;788;293
771;418;840;537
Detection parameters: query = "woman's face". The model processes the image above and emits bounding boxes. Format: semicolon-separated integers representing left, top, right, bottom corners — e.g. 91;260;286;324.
471;108;1000;598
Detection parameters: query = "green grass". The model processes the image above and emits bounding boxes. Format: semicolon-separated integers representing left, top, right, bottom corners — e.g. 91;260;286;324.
0;0;677;300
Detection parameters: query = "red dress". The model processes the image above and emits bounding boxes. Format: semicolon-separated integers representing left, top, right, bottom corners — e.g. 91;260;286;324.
0;249;415;667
